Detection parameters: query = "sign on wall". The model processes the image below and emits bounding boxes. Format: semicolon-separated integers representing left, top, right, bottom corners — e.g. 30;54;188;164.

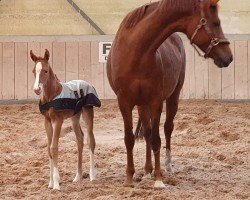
99;42;112;63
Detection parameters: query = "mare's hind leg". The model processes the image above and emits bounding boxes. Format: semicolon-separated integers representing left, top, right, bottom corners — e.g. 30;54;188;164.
149;99;165;188
138;106;153;178
164;85;182;173
71;113;84;182
82;107;96;181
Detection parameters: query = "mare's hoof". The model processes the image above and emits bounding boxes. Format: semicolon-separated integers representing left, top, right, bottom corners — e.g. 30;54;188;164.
123;181;134;188
154;180;166;189
143;173;153;179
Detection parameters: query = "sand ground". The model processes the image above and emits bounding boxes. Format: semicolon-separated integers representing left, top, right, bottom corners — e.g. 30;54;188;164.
0;100;249;199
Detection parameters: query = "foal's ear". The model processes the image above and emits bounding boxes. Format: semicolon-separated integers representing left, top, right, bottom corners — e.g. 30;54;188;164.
44;49;50;61
30;50;38;62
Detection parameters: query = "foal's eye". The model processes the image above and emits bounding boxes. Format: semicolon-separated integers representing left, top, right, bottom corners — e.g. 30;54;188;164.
44;70;48;73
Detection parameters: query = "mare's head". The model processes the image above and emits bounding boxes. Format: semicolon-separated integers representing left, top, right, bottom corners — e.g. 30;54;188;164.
186;0;233;68
30;49;50;95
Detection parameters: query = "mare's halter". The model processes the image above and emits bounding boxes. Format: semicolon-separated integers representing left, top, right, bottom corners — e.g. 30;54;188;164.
190;3;230;58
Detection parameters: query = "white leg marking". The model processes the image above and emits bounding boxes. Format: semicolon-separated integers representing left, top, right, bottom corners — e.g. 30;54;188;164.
48;159;54;188
33;62;42;91
142;173;152;180
154;180;166;188
165;149;173;173
89;152;96;181
53;167;60;190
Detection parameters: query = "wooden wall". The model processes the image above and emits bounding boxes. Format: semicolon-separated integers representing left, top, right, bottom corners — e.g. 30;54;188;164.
0;35;249;100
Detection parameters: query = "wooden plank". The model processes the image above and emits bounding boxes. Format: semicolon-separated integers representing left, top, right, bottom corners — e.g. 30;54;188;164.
234;41;248;99
40;42;53;67
208;59;222;99
0;43;2;100
15;43;28;99
194;51;209;99
91;42;104;99
103;63;116;99
222;42;235;99
78;41;91;83
52;42;66;82
66;42;78;81
28;42;40;99
2;42;15;99
182;41;194;99
248;41;250;99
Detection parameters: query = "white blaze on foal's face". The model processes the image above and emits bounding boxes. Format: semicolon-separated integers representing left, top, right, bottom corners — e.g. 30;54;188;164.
33;62;42;94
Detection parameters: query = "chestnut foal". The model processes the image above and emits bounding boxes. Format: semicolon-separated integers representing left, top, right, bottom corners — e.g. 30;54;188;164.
30;49;100;190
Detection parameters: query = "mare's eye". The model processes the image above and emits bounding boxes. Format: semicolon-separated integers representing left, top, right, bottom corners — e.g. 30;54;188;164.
44;70;48;73
213;22;220;27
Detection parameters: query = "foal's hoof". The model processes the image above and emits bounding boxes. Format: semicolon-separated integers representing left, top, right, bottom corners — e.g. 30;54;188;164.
154;180;166;189
53;185;60;190
48;182;53;189
73;174;82;182
89;170;97;181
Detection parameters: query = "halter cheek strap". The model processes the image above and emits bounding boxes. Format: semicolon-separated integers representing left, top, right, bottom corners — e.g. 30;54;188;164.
190;1;230;58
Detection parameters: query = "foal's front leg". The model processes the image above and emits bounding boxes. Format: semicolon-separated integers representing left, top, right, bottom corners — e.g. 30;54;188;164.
44;118;53;188
50;118;63;190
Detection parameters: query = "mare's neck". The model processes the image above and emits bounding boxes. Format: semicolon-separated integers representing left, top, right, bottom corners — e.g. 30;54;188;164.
131;1;196;53
42;67;62;103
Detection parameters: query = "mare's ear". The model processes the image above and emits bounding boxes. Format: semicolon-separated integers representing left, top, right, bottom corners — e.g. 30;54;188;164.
44;49;50;61
30;50;38;62
210;0;219;4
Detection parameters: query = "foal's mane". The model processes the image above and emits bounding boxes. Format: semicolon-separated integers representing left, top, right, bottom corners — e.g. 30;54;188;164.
123;0;197;28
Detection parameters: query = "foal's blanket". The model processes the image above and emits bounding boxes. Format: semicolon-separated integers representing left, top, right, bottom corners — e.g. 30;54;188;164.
39;80;101;114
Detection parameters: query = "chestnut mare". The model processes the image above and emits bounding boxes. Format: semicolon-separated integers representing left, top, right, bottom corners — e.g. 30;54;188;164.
107;0;233;188
30;50;97;190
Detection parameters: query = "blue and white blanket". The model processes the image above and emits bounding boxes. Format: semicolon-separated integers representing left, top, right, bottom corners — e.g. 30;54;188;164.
39;80;101;114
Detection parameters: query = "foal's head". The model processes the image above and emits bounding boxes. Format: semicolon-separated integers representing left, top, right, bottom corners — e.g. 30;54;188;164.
30;49;51;95
186;0;233;68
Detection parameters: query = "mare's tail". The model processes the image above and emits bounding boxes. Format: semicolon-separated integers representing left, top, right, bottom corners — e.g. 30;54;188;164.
134;118;144;140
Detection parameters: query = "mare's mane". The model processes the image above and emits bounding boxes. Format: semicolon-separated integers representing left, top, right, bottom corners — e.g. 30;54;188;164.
123;0;197;28
124;2;158;28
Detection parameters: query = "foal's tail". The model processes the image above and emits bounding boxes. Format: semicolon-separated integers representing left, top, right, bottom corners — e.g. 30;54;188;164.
134;118;144;140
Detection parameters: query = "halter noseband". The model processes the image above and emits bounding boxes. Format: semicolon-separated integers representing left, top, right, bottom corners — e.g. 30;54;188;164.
190;4;230;58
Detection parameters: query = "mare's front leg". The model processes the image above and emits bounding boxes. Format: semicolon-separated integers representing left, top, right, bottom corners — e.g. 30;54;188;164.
118;97;135;187
44;118;53;188
50;117;63;190
71;113;83;182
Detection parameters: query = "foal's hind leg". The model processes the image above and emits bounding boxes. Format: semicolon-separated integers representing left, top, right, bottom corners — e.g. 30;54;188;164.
82;107;96;181
138;106;153;178
71;113;84;182
164;86;182;173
